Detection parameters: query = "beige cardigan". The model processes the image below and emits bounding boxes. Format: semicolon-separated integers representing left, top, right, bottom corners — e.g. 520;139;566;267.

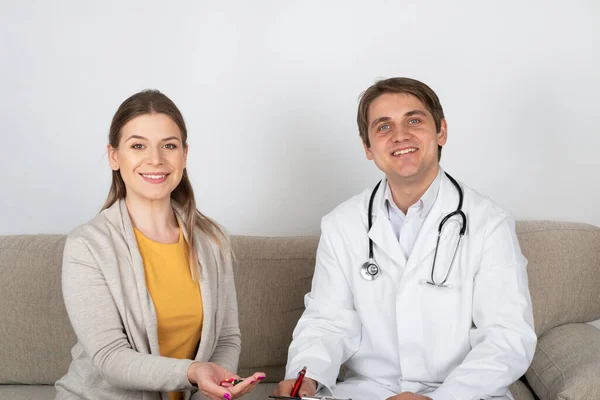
55;199;241;400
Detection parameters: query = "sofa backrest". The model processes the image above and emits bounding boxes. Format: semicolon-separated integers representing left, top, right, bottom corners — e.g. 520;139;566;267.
516;221;600;336
0;221;599;385
232;236;318;382
0;234;72;385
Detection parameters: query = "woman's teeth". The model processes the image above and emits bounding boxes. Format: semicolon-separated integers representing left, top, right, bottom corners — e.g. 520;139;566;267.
142;174;166;179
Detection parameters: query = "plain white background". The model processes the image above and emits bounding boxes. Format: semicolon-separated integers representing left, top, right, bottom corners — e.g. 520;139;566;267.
1;0;598;236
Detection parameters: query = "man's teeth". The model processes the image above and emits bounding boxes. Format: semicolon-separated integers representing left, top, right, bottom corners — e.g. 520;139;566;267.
393;148;417;156
142;174;166;179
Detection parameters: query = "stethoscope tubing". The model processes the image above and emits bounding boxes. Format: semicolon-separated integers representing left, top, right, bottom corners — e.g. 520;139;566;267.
364;172;466;283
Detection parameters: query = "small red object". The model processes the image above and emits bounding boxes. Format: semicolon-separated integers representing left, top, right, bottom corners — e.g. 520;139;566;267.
290;366;307;397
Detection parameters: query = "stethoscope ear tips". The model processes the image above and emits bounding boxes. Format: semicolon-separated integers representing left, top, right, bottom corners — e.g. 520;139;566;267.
360;261;380;281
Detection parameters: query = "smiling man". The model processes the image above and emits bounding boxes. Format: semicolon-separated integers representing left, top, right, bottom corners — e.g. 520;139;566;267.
274;78;537;400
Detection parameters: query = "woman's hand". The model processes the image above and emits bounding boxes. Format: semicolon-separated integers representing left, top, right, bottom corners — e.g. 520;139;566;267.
187;362;265;400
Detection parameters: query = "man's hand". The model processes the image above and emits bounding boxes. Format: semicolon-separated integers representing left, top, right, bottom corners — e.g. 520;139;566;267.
273;377;317;397
386;393;432;400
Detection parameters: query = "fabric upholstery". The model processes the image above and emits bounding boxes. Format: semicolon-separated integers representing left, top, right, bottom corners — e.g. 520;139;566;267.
508;380;536;400
516;221;600;336
0;235;75;384
231;235;318;382
0;385;56;399
526;323;600;400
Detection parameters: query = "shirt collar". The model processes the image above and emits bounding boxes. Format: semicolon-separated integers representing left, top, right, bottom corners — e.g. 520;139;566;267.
384;167;443;219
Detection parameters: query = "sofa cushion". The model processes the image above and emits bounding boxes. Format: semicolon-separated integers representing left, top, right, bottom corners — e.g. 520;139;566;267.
509;379;536;400
525;323;600;400
0;385;56;399
0;235;76;385
516;221;600;336
1;220;599;391
231;235;318;382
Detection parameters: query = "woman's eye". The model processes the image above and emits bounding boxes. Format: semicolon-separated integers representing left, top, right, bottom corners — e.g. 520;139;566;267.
164;143;177;149
132;143;145;150
378;124;390;131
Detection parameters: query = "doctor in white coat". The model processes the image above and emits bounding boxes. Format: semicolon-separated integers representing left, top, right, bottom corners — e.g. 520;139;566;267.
274;77;537;400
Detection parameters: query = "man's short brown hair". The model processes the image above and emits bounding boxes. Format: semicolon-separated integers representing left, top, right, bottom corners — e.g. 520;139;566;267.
357;77;445;160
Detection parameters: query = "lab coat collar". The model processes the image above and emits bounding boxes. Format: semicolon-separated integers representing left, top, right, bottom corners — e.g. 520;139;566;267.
366;167;459;273
368;178;408;270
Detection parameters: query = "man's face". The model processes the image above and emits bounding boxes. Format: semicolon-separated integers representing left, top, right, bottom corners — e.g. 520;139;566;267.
363;92;447;184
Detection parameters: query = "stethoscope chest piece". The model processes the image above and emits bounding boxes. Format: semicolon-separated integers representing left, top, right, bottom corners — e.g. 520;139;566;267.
361;259;380;280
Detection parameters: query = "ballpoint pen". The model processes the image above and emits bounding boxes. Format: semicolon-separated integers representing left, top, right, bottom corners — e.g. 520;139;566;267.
290;366;307;397
219;377;243;386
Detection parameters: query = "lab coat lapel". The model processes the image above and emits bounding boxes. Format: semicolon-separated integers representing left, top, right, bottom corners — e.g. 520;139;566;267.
405;173;459;274
367;179;407;272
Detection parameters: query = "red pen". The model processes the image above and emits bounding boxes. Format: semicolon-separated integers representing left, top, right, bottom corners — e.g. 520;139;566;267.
290;366;307;397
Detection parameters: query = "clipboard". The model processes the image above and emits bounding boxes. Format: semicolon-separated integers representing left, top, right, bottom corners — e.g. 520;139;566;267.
269;396;352;400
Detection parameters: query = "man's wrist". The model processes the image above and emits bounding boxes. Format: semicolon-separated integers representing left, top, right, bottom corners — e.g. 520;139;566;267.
305;377;317;389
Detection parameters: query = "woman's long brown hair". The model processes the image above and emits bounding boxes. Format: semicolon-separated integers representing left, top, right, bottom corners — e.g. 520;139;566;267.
102;89;225;280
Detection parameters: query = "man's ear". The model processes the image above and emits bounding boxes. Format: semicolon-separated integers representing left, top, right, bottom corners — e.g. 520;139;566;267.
362;138;374;161
437;118;448;146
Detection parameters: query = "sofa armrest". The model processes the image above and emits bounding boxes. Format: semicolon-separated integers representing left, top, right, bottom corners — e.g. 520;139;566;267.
525;323;600;400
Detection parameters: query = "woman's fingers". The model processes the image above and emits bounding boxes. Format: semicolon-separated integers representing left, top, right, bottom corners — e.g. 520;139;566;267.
199;379;233;400
229;372;266;398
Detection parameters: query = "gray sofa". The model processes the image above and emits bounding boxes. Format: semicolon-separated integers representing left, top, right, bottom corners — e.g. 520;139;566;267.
1;221;599;399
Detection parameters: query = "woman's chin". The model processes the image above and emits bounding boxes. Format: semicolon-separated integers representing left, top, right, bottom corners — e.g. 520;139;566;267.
127;188;173;204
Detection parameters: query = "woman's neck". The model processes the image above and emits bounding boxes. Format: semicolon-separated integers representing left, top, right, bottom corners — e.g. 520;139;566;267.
125;194;180;243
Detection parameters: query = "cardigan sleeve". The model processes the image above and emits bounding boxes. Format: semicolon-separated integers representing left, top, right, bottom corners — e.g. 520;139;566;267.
62;234;197;391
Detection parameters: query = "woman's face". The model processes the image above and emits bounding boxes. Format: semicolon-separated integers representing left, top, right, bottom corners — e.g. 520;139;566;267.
108;113;188;204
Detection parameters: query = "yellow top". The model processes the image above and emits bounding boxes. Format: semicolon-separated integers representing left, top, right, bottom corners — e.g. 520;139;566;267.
134;227;203;400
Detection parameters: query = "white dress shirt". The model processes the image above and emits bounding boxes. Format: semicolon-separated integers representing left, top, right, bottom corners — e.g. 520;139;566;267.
384;168;442;258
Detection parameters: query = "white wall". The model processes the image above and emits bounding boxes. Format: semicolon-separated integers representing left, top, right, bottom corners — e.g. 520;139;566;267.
1;0;599;236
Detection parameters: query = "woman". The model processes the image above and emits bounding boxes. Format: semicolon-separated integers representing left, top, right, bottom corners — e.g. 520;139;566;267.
55;90;263;400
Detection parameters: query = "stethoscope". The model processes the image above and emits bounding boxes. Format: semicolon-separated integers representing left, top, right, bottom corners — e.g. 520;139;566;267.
360;172;467;287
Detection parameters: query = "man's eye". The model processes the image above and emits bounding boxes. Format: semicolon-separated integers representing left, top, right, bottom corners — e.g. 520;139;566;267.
408;118;420;125
132;143;145;149
378;124;390;131
164;143;177;149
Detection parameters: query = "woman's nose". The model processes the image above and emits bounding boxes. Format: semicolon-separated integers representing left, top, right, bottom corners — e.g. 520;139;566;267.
146;147;164;165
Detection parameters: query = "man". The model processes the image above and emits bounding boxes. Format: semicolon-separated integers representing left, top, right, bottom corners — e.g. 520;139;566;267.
274;78;537;400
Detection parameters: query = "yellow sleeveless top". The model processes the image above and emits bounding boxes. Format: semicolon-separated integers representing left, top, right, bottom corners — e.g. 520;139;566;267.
134;227;203;400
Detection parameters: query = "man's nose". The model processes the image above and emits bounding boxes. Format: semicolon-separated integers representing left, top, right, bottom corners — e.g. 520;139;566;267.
391;124;411;142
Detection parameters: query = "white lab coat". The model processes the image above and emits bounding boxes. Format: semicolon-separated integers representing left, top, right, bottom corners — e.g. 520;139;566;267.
285;172;537;400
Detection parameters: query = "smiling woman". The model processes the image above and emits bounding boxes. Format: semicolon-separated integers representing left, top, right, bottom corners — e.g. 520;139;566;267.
55;90;265;400
104;90;214;272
